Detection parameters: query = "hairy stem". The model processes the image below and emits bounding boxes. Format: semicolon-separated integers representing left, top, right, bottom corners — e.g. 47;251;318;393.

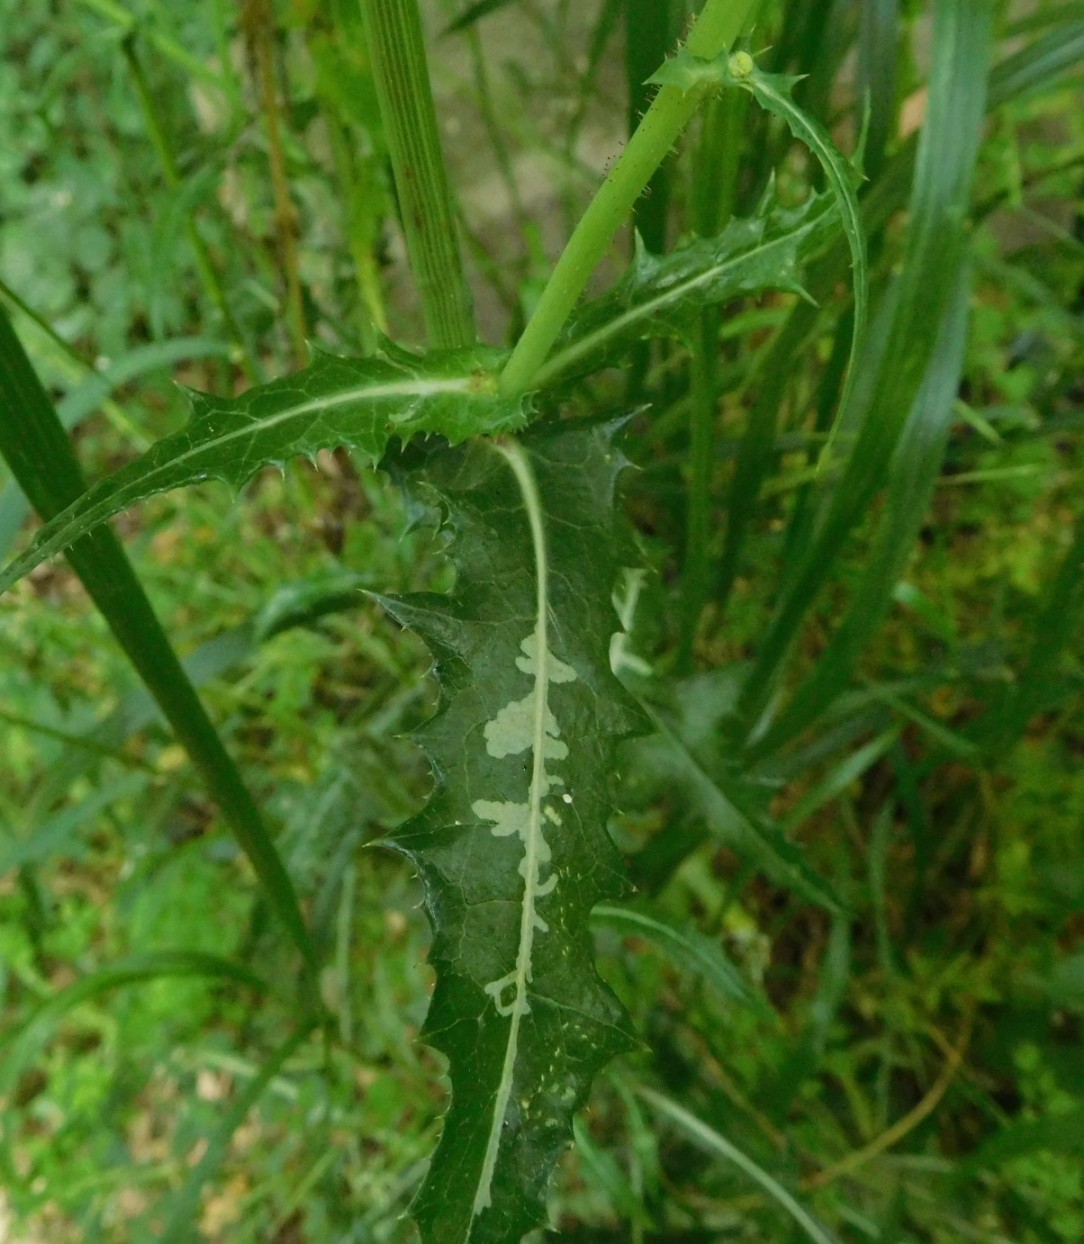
499;0;762;396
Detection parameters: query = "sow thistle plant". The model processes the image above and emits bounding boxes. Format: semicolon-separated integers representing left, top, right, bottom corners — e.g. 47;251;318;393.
1;0;1080;1240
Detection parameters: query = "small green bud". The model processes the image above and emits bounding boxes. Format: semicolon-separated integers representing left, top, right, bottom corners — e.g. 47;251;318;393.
728;51;755;81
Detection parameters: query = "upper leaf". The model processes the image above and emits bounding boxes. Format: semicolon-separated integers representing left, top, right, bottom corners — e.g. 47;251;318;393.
536;191;838;388
376;420;645;1243
649;49;867;458
0;342;526;598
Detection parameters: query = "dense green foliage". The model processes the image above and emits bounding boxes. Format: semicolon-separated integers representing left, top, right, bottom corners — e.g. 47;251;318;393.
1;0;1082;1241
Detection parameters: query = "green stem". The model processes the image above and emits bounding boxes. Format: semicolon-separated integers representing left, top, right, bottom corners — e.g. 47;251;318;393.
361;0;475;348
0;308;316;974
499;0;762;397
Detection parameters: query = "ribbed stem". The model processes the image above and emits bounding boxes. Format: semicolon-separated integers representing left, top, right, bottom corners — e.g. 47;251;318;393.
361;0;475;348
499;0;762;397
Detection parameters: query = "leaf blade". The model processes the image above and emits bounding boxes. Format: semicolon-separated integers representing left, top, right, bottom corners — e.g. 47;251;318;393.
537;191;837;388
378;421;645;1242
0;343;525;598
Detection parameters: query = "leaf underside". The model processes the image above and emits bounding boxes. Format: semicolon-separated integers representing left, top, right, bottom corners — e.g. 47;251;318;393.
0;341;526;598
377;420;645;1244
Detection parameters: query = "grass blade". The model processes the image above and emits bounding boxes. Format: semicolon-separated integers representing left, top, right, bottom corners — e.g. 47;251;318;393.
159;1023;316;1243
592;901;767;1012
0;335;232;560
636;1086;843;1244
634;693;843;913
627;0;676;254
442;0;519;35
750;264;972;757
737;0;995;734
0;950;268;1138
0;309;317;970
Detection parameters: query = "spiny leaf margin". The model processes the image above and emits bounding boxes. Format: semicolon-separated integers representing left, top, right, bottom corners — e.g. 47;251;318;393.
650;48;868;455
375;419;645;1244
0;341;526;599
537;188;839;388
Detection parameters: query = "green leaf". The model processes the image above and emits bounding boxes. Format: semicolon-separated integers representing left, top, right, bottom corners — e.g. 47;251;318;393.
159;1023;316;1244
536;190;838;388
376;420;645;1243
0;307;316;971
591;901;768;1013
0;951;268;1107
442;0;521;35
0;341;526;598
649;50;867;454
751;264;973;755
636;1086;843;1244
629;674;843;912
737;1;994;733
0;334;231;559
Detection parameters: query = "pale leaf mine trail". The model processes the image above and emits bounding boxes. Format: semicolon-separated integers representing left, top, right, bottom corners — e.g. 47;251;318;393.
468;441;578;1219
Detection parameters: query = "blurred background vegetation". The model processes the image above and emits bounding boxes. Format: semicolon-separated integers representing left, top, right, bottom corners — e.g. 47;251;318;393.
0;0;1082;1240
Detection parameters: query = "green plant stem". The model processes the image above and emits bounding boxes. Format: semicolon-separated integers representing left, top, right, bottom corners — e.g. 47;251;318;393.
361;0;475;348
0;308;317;974
122;36;260;384
499;0;762;397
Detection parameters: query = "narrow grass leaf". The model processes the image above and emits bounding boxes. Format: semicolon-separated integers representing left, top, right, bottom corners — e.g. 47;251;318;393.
857;0;900;178
0;309;317;969
627;0;677;254
0;342;525;598
443;0;520;35
738;0;994;733
780;727;900;833
0;951;268;1117
750;266;972;756
0;773;146;871
159;1023;315;1244
988;18;1084;104
636;1086;843;1244
0;335;231;558
634;695;843;913
591;901;766;1011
